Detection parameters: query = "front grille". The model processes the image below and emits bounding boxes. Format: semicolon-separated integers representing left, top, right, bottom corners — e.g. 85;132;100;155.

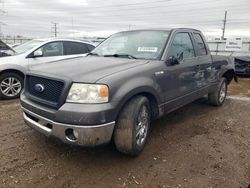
26;75;64;105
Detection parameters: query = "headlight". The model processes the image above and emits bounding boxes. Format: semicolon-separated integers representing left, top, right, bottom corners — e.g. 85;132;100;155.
66;83;109;103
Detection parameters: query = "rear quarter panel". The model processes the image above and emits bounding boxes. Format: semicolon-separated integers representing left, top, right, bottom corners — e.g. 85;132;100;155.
211;55;236;83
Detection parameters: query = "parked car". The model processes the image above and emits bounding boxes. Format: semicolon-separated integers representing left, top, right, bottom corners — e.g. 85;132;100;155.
0;39;95;99
20;29;236;156
232;51;250;76
0;40;15;57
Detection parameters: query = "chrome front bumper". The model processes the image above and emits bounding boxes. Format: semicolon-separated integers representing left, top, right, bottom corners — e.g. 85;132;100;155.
22;107;115;146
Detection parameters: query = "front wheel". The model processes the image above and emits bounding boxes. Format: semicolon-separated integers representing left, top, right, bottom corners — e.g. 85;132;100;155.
208;77;227;106
114;96;151;156
0;73;24;100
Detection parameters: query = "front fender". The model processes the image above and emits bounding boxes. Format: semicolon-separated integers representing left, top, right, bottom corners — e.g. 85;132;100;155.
0;64;27;75
110;76;162;119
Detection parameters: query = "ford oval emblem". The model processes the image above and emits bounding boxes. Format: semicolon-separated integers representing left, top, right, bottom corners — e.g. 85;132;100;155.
34;84;45;93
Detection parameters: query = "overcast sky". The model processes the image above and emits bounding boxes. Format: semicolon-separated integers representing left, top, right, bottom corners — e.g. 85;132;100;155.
0;0;250;38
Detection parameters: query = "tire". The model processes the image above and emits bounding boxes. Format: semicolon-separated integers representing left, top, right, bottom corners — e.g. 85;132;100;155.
208;77;227;106
0;72;24;100
114;96;151;156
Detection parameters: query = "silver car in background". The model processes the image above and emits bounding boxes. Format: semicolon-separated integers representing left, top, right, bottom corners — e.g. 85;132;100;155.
0;39;95;99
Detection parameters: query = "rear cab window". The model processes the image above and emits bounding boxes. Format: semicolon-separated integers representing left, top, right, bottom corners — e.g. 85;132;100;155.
193;33;207;56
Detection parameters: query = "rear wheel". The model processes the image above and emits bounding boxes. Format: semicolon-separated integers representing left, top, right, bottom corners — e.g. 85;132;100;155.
0;72;24;99
208;77;227;106
114;96;151;156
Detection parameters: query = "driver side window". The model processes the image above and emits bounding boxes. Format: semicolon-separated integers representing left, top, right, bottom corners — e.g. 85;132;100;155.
169;33;195;59
37;42;63;57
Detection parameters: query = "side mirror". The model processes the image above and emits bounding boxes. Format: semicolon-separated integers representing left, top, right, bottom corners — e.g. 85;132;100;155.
165;52;184;66
166;56;180;65
33;50;43;58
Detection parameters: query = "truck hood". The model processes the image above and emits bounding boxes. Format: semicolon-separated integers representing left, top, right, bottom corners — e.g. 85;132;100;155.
29;56;149;83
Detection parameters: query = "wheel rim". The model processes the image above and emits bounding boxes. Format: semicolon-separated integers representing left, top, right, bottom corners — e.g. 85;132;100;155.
136;105;149;147
0;77;22;97
219;81;226;103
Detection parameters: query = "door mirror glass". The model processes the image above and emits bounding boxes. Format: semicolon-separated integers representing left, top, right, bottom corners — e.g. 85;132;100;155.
166;56;179;65
33;49;43;57
166;52;183;65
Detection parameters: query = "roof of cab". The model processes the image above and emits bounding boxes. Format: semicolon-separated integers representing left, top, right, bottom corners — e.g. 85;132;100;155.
115;28;202;34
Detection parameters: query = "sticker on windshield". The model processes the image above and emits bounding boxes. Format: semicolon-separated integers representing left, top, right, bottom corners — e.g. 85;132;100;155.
137;47;158;53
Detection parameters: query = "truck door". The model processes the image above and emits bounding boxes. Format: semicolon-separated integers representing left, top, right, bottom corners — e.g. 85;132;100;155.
162;32;198;101
192;32;213;88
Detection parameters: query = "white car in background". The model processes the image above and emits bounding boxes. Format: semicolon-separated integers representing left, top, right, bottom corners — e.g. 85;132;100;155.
0;39;95;99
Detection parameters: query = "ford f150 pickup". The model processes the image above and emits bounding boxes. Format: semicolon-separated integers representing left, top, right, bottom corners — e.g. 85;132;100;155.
20;28;237;156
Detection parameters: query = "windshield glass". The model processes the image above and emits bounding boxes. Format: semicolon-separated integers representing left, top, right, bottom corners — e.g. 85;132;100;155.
13;40;44;54
92;30;170;60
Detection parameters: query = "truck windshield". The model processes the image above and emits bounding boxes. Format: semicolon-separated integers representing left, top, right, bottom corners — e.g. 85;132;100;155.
92;30;170;60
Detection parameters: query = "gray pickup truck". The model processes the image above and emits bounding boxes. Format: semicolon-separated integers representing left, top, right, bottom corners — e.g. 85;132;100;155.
20;28;236;156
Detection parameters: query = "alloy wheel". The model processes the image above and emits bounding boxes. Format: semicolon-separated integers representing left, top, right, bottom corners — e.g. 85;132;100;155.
219;81;226;104
0;77;22;97
136;105;149;147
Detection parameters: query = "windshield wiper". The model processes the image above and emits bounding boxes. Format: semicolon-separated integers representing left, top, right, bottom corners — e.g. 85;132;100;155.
104;53;137;59
87;52;100;56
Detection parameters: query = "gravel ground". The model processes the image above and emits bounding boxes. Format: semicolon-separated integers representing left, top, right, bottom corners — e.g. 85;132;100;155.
0;78;249;188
